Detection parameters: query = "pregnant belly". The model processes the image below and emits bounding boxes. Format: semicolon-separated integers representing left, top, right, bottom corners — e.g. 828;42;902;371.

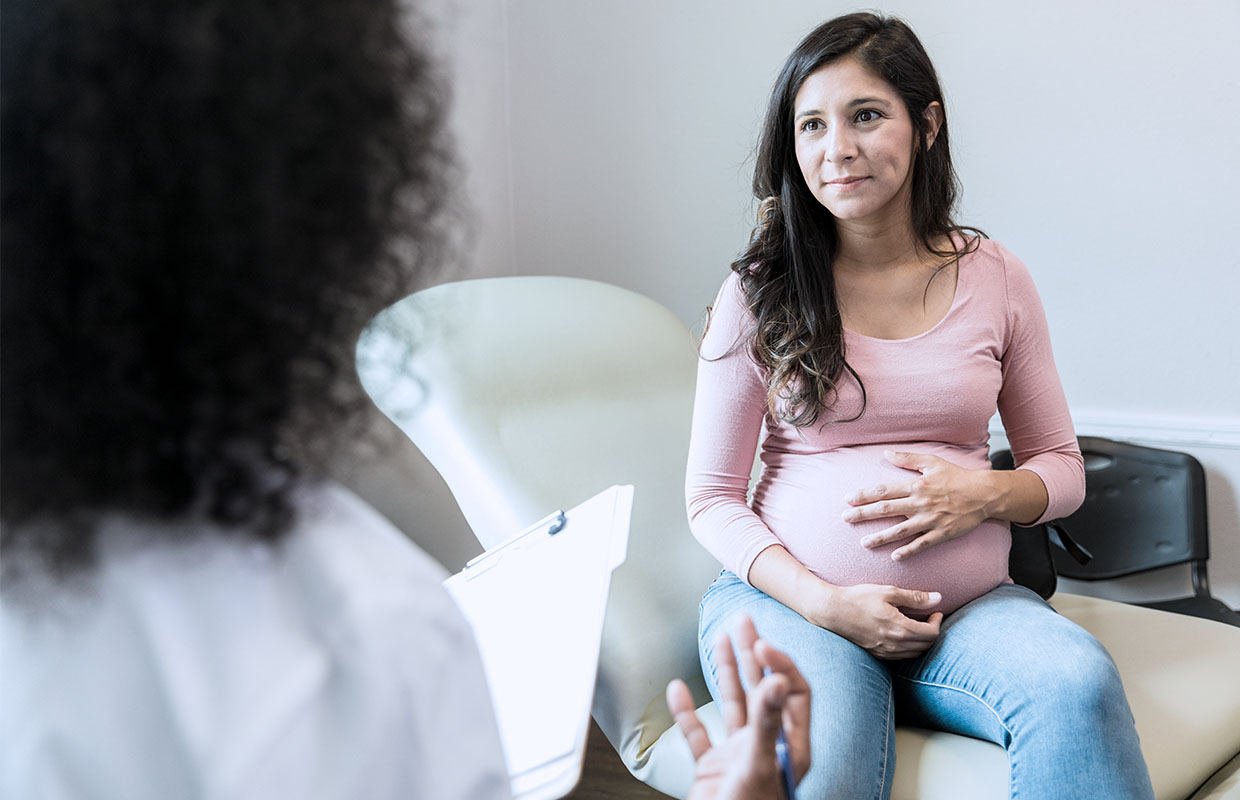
753;444;1011;615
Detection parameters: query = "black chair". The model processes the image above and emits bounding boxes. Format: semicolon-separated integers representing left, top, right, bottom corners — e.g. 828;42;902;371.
991;449;1092;600
993;436;1240;627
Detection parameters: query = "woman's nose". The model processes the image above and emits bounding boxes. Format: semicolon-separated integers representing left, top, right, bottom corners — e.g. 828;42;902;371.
825;126;857;163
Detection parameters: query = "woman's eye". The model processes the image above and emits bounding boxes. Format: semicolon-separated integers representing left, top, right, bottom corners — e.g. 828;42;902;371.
856;109;881;123
800;119;822;133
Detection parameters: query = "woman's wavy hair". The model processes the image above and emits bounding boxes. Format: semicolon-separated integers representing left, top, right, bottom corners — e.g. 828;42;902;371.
0;0;457;579
731;12;982;427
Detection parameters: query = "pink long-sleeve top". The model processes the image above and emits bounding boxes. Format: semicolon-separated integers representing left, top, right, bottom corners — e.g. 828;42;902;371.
685;238;1085;615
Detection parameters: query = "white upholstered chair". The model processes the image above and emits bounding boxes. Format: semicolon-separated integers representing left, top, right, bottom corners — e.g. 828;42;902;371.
357;276;1240;800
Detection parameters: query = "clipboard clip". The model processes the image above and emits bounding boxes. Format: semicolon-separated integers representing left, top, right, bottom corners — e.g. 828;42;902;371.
463;509;567;579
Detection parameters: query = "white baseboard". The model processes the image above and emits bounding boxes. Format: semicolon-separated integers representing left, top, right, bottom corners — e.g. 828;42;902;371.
990;411;1240;451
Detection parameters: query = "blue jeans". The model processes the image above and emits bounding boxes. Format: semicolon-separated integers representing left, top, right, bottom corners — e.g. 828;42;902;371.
699;573;1154;800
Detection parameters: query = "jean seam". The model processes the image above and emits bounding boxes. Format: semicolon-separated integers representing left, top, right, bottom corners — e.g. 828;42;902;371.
896;677;1015;743
876;684;892;800
898;676;1021;798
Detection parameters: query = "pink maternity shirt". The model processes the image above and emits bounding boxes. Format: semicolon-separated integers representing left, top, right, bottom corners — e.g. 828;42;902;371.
685;238;1085;614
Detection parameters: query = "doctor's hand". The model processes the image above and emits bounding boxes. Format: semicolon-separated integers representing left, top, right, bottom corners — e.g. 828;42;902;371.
844;450;994;562
667;615;810;800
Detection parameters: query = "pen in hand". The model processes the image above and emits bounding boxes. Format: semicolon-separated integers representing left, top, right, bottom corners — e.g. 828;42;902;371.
666;614;810;800
768;667;797;800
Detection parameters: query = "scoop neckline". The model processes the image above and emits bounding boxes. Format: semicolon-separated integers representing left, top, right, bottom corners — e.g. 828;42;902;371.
843;238;972;344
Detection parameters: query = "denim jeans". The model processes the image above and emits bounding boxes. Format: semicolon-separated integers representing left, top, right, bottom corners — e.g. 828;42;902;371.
698;573;1154;800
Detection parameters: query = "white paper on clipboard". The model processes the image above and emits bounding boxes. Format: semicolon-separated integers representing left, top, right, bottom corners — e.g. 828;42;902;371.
443;484;632;800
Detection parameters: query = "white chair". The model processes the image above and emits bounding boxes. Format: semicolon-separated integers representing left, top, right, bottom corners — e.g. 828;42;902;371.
357;276;1240;800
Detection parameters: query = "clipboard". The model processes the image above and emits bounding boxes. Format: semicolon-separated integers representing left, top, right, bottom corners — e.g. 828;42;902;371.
444;485;633;800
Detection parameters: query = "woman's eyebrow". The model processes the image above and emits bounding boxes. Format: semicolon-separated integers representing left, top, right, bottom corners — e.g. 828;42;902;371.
796;97;893;119
848;97;891;108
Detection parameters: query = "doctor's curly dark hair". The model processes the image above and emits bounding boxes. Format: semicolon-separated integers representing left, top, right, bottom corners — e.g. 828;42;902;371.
1;0;457;577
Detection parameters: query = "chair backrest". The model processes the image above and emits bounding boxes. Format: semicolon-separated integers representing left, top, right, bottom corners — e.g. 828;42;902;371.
989;448;1058;598
356;276;721;770
1053;436;1209;581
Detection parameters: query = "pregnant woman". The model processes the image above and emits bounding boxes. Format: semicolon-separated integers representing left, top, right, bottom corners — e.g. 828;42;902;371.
685;13;1153;799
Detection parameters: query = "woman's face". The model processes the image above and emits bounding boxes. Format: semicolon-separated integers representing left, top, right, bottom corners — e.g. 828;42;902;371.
792;57;937;228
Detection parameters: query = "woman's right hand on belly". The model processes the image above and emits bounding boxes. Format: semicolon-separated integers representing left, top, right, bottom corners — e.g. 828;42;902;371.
807;583;945;660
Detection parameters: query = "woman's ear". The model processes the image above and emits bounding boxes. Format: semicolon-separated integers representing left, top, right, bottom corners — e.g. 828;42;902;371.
923;101;944;151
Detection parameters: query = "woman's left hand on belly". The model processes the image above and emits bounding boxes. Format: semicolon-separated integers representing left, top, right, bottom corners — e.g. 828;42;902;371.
843;450;996;562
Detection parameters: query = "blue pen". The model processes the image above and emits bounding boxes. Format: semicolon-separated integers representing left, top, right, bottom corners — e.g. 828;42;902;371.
775;725;796;800
765;667;797;800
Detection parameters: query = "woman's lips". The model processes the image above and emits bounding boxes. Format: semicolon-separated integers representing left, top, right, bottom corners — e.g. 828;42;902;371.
827;176;868;191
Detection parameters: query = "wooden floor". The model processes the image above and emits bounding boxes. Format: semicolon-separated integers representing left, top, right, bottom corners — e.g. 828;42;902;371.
562;719;675;800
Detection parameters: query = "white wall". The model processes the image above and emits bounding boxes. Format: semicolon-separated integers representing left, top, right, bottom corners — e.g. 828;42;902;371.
425;0;516;279
434;0;1240;606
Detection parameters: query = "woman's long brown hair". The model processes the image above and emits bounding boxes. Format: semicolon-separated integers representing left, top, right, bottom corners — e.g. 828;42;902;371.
727;12;983;427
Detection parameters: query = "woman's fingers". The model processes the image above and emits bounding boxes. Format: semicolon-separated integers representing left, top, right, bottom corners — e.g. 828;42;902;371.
859;518;922;548
872;618;941;658
844;481;914;507
890;531;949;561
863;522;974;561
876;610;945;658
833;585;945;659
843;499;916;525
883;450;940;471
888;587;942;610
843;451;942;512
848;456;993;561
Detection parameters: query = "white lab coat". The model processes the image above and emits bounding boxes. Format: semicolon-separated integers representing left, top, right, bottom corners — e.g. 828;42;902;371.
1;483;510;800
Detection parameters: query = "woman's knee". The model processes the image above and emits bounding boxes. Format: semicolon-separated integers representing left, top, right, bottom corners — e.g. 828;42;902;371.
929;594;1134;732
1049;633;1129;716
944;586;1127;703
1008;621;1134;734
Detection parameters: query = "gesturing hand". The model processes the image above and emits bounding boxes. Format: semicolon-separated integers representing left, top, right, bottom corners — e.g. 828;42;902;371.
843;450;995;562
667;615;811;800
